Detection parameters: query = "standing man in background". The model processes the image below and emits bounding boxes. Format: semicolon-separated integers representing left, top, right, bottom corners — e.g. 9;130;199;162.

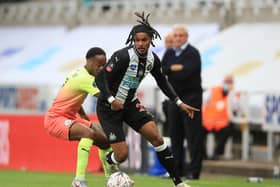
155;32;174;60
164;32;174;50
162;24;204;180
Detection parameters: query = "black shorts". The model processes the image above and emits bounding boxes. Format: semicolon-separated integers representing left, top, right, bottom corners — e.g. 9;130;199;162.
96;99;153;143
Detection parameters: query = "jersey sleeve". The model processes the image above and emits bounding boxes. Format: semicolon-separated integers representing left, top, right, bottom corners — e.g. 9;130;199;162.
96;49;129;99
78;75;99;96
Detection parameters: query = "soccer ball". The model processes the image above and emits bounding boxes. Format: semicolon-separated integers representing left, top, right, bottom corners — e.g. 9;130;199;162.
106;171;134;187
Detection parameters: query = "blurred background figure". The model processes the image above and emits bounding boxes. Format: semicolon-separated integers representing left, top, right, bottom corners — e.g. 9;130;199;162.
156;32;174;60
164;32;174;50
203;75;235;160
161;32;174;137
162;24;203;180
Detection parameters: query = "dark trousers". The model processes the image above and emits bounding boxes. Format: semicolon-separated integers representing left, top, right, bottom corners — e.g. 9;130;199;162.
168;102;204;179
203;122;234;160
213;122;234;156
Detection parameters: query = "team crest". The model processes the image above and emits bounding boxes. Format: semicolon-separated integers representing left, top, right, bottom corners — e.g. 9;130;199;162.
109;132;117;141
146;64;153;71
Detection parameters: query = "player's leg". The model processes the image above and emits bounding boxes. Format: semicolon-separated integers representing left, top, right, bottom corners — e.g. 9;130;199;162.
69;121;109;187
89;123;110;149
96;100;127;175
89;122;112;178
98;148;112;178
124;100;190;187
106;141;128;164
69;121;108;143
44;115;101;187
70;123;97;185
139;121;188;186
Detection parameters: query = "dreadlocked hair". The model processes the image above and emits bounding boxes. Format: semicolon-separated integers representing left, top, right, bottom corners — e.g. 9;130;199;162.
125;11;161;47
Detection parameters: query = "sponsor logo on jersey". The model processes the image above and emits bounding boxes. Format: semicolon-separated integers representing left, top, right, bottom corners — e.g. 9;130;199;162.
121;76;139;89
130;64;137;71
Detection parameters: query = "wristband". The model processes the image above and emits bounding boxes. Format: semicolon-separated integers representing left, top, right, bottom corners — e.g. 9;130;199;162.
176;99;183;106
107;96;116;104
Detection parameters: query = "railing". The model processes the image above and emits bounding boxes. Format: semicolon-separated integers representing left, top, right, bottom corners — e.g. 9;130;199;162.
228;91;280;161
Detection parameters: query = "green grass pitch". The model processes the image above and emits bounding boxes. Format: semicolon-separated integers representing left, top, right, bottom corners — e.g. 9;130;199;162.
0;170;279;187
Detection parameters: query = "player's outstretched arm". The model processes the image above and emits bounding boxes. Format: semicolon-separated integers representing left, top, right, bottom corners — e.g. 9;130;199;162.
176;100;200;119
151;55;200;118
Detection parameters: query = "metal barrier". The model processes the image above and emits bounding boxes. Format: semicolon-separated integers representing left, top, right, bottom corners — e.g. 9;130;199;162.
228;91;280;161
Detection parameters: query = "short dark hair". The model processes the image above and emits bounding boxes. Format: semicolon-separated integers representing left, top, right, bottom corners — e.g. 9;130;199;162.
86;47;106;59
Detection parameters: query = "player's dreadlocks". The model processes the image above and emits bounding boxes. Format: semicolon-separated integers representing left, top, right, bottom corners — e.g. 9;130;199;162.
125;11;161;47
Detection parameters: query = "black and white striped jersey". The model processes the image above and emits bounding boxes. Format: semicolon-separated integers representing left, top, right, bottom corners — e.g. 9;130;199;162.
96;46;178;105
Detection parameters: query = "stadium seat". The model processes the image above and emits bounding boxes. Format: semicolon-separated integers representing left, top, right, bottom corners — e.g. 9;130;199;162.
4;4;18;24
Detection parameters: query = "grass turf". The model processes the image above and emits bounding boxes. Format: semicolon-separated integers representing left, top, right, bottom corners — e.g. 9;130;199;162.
0;170;279;187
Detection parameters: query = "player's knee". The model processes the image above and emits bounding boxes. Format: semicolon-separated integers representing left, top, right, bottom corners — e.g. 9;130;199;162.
92;130;109;149
150;135;164;147
95;141;110;150
90;125;106;140
114;147;128;163
81;130;94;139
92;130;106;141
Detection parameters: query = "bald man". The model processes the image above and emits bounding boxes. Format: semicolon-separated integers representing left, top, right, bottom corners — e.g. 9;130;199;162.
164;32;174;49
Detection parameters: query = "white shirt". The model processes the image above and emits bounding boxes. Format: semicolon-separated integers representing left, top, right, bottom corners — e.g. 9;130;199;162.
174;41;189;57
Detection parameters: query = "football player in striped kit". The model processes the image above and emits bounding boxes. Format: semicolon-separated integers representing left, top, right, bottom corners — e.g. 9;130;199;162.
95;12;199;187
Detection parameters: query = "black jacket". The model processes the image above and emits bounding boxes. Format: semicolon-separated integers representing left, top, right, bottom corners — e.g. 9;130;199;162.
162;44;202;107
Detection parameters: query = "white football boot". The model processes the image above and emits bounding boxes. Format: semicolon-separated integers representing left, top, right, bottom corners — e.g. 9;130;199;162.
71;179;87;187
175;182;191;187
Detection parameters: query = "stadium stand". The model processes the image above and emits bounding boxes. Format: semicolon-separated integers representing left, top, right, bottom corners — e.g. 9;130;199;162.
0;0;279;26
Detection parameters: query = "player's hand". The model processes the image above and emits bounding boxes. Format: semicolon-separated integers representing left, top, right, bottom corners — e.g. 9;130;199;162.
136;103;146;112
170;64;183;71
179;103;200;119
111;99;124;111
